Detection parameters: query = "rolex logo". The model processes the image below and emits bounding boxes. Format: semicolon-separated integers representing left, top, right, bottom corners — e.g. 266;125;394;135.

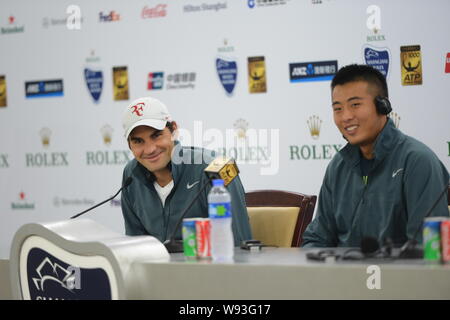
101;124;113;146
39;127;52;147
390;112;401;129
233;118;249;139
307;115;322;140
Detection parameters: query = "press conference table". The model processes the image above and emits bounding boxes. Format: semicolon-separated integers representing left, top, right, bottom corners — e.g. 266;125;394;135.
129;247;450;300
1;247;450;300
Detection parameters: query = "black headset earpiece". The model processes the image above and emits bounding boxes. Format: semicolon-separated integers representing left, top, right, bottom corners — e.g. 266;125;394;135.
375;96;392;115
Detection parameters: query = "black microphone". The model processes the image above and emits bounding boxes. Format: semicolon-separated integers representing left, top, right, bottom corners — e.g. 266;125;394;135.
358;183;448;260
70;177;133;219
398;182;449;259
361;237;380;256
163;157;240;253
360;237;393;259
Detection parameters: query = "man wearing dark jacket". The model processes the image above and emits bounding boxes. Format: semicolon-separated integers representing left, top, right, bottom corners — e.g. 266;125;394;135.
120;96;252;245
302;64;449;248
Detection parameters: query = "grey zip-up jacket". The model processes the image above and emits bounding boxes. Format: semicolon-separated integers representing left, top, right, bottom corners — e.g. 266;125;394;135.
302;119;449;247
120;144;252;245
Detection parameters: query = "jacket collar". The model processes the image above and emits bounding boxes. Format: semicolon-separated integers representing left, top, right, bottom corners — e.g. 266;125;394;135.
339;118;405;170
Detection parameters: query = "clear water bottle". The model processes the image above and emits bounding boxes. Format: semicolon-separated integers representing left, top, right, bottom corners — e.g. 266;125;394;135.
208;179;234;262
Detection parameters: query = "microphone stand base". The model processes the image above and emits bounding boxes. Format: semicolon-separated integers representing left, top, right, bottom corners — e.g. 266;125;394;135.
163;239;184;253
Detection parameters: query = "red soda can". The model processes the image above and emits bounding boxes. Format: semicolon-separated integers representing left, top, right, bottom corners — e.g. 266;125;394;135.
441;219;450;263
196;218;211;259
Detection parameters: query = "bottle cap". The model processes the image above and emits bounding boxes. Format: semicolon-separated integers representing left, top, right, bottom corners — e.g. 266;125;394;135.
212;179;224;187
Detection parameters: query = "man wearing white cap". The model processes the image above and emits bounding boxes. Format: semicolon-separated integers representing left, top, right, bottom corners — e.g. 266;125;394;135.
120;97;252;245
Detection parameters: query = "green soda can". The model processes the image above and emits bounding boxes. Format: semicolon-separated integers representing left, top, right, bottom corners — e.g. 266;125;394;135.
423;217;445;263
182;218;197;259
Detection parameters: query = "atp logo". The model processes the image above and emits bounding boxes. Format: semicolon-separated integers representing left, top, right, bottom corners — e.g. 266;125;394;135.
131;103;145;116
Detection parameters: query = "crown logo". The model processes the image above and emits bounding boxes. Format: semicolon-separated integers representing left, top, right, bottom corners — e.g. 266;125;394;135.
307;115;322;140
390;112;401;129
39;127;52;148
101;124;113;146
233;118;249;139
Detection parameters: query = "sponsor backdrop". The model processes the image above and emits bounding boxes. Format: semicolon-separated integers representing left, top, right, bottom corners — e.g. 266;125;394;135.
0;0;449;258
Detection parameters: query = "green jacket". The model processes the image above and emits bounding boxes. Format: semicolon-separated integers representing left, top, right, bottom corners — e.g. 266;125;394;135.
302;119;449;248
120;144;252;245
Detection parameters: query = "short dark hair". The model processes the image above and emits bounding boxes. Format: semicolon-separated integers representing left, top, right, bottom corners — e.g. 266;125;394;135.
331;64;388;98
166;121;176;133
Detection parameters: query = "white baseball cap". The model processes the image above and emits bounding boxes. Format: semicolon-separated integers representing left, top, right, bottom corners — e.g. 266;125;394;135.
122;97;172;139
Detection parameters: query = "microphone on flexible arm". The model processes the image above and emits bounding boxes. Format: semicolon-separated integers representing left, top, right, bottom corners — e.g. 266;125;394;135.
70;177;133;219
358;181;449;260
398;182;449;259
163;157;240;253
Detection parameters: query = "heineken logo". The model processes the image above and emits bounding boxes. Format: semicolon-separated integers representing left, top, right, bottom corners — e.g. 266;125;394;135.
11;192;35;210
1;16;25;34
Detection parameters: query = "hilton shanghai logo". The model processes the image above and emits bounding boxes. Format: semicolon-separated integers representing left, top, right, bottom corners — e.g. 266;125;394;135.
25;79;64;98
289;61;338;83
363;45;390;78
184;2;227;13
